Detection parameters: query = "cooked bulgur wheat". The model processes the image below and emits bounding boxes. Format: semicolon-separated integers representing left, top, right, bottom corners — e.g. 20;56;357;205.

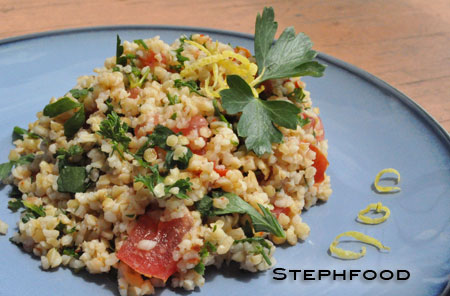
2;33;331;295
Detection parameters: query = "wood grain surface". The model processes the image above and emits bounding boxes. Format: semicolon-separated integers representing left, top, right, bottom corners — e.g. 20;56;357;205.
1;0;449;131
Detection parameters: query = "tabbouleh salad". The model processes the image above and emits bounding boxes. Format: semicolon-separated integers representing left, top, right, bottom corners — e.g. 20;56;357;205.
0;7;331;295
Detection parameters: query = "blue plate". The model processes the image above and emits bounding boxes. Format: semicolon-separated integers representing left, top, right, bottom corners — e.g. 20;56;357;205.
0;27;449;296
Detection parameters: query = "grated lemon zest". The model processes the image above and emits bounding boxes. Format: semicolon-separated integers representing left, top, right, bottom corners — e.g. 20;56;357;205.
184;40;211;56
180;54;226;77
329;231;390;260
357;202;391;224
180;44;261;98
374;168;401;193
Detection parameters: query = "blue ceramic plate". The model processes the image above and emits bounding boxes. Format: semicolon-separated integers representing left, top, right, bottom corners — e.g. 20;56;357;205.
0;27;449;296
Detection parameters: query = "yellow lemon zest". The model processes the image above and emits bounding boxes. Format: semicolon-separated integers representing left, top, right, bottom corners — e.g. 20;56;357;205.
329;231;390;260
184;40;211;56
180;54;226;77
180;44;261;98
357;202;391;224
374;168;401;193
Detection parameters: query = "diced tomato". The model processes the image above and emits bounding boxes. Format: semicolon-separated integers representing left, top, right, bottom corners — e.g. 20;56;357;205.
301;114;325;141
271;206;290;217
129;87;140;99
176;115;208;136
213;161;228;177
234;46;252;58
117;212;193;282
309;144;329;184
173;115;209;153
139;51;167;69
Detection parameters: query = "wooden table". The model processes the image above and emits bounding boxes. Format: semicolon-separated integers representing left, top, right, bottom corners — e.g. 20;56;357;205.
1;0;449;131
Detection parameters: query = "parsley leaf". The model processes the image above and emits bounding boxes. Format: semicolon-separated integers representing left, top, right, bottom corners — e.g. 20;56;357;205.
8;199;23;212
135;165;192;199
64;107;85;138
297;116;310;127
22;200;46;218
13;126;41;141
194;241;216;275
62;247;80;259
234;237;272;265
287;87;306;103
221;75;300;155
0;154;35;182
69;87;93;101
165;178;192;199
195;195;213;217
57;166;89;193
165;148;193;170
207;192;285;238
116;35;127;66
167;93;180;105
43;97;80;117
254;7;326;82
174;79;203;96
43;97;85;138
133;39;148;50
97;111;131;158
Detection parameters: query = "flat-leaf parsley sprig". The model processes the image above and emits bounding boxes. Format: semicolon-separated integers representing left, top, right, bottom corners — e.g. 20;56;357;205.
220;75;301;156
97;111;131;159
219;7;325;156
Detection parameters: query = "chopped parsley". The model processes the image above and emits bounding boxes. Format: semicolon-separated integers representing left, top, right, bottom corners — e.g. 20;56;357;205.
287;87;306;103
0;154;35;182
194;241;216;275
220;75;301;156
21;200;46;223
234;237;272;265
12;126;41;141
170;113;177;120
167;93;180;105
97;111;131;158
174;79;203;96
8;199;23;212
62;247;80;259
196;191;285;238
134;165;192;199
43;97;85;138
57;166;89;193
133;39;148;50
69;87;93;101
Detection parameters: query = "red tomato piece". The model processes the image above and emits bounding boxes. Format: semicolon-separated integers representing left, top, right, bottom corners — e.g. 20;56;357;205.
213;162;228;177
117;213;193;282
178;115;208;136
301;114;325;141
139;51;167;69
309;144;329;184
129;87;140;99
271;206;290;217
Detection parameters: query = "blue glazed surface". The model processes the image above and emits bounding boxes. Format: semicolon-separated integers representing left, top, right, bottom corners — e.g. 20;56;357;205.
0;27;449;296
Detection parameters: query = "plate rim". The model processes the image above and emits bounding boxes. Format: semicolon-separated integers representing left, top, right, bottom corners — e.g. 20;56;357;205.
1;25;448;150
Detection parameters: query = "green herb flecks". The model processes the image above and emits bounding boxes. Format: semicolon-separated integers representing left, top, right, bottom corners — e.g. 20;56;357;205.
220;75;300;156
196;191;285;238
194;241;216;275
167;93;180;105
234;237;272;265
254;7;325;82
13;126;41;141
97;111;131;159
133;39;148;50
287;87;306;104
174;79;203;96
57;166;89;193
134;165;192;199
69;87;93;101
0;154;35;182
43;97;86;138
